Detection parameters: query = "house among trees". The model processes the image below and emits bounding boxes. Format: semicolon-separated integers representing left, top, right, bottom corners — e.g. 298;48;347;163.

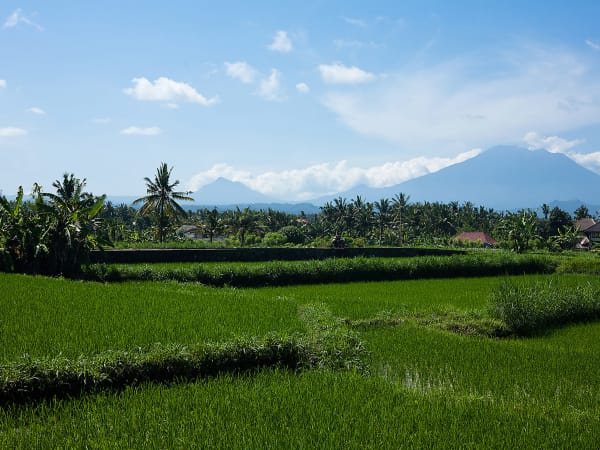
581;222;600;243
573;218;598;249
452;231;497;248
176;225;202;239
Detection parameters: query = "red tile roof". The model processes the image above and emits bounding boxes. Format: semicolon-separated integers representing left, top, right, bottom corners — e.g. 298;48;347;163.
452;231;497;244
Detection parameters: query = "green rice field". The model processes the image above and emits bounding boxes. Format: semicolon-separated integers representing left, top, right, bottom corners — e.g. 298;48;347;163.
1;270;599;447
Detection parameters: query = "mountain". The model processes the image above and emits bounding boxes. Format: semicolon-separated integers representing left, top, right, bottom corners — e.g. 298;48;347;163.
189;177;276;206
314;146;600;211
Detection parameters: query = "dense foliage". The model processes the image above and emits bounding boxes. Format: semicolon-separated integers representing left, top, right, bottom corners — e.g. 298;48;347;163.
0;174;107;276
85;254;556;286
103;195;596;252
490;278;600;335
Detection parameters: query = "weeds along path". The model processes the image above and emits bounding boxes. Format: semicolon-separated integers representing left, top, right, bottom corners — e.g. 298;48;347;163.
0;304;367;406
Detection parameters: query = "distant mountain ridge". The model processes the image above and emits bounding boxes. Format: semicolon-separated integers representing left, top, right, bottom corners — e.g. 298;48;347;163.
189;177;276;206
5;146;600;214
314;146;600;211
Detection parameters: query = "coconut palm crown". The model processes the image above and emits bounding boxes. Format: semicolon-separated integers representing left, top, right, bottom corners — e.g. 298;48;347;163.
133;163;193;242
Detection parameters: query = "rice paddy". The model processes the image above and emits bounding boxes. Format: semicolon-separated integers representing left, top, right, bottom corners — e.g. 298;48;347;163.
1;264;599;447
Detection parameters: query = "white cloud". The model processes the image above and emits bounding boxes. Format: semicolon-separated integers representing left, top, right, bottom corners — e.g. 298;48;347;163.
569;151;600;174
586;39;600;51
187;150;480;201
318;63;376;84
343;17;367;28
225;61;258;84
93;117;111;124
3;9;43;31
0;80;6;88
523;131;583;153
27;107;45;115
268;30;293;53
123;77;218;106
296;82;310;93
322;47;600;153
256;69;284;101
120;126;162;136
164;103;179;109
523;131;600;175
0;127;27;137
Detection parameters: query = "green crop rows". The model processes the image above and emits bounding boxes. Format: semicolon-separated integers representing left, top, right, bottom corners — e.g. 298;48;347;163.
1;268;600;447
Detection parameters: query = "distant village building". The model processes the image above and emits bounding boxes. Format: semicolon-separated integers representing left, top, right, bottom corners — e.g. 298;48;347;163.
176;225;202;239
582;222;600;243
574;218;598;249
452;231;497;248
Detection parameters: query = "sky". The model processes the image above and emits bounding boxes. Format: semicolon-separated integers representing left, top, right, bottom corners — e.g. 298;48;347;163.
2;0;600;200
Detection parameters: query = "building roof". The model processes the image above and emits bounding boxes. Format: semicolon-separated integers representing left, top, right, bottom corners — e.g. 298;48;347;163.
574;218;596;232
583;222;600;233
452;231;497;244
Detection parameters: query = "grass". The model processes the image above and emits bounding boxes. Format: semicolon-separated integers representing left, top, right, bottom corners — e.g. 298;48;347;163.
84;253;557;286
1;270;600;447
2;371;598;449
490;277;600;335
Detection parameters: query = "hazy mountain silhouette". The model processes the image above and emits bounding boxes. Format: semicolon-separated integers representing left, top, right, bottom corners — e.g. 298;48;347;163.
315;146;600;210
189;177;276;206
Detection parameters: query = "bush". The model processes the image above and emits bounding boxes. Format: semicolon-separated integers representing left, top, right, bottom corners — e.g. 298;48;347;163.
489;278;600;335
262;232;287;247
85;254;556;287
278;226;306;245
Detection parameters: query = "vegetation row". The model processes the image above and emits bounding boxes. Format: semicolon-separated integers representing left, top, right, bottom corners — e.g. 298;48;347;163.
0;304;366;406
85;254;557;286
2;164;598;278
490;278;600;335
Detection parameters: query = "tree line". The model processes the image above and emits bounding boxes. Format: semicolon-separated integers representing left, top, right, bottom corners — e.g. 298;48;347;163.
1;163;596;276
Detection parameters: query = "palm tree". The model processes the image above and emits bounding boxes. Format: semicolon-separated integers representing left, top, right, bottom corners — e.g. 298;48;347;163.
39;173;107;275
392;193;410;245
133;163;193;242
374;198;392;245
227;207;261;247
200;207;222;242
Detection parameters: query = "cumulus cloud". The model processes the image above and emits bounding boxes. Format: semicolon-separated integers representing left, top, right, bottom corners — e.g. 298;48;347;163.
523;131;583;153
256;69;284;101
0;80;6;88
225;61;258;84
120;126;162;136
318;63;376;84
569;151;600;174
296;82;310;93
187;150;480;201
322;47;600;153
123;77;218;106
523;131;600;175
0;127;27;137
3;9;43;31
268;30;293;53
28;107;45;115
93;117;111;124
586;39;600;51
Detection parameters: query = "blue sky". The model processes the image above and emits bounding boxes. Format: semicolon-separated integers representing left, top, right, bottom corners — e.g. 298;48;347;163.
2;1;600;200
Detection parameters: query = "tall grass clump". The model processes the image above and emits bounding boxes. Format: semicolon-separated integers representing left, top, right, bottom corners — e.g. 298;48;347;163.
0;336;303;405
0;304;367;406
85;254;556;287
490;278;600;335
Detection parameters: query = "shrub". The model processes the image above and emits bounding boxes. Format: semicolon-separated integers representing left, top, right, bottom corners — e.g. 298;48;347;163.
278;226;306;245
262;232;287;246
489;278;600;335
85;254;556;287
